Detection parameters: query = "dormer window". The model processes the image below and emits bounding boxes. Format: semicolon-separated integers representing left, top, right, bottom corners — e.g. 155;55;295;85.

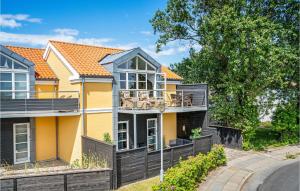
0;54;29;99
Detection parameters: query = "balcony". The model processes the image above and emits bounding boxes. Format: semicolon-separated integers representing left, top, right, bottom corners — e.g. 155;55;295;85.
119;85;207;113
0;91;80;118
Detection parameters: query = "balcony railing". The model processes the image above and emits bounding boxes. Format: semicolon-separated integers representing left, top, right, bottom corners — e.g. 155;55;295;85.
0;91;80;115
119;89;206;111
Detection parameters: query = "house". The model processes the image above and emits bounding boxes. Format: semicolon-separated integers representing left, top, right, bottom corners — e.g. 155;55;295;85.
0;41;208;165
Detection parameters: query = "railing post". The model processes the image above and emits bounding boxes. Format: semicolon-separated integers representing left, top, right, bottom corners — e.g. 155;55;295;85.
24;97;27;113
181;90;184;108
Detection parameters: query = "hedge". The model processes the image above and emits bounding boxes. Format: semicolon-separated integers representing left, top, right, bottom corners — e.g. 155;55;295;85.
152;145;226;191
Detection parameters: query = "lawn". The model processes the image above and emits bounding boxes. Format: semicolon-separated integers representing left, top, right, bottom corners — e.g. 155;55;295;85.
116;176;159;191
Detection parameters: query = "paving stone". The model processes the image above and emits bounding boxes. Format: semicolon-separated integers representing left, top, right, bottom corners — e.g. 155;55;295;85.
197;145;300;191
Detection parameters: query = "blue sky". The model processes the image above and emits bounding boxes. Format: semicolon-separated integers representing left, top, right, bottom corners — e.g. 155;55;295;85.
0;0;193;66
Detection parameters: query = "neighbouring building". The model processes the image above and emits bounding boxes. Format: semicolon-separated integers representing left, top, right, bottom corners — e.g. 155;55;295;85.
0;41;208;165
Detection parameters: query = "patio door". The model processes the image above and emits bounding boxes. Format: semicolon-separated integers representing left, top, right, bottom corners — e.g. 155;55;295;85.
147;118;157;151
13;123;30;164
117;121;129;151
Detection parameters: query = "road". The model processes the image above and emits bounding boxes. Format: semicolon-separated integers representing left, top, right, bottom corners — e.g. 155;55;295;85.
258;161;299;191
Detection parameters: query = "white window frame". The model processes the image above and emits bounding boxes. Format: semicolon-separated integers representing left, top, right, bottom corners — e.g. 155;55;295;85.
0;53;29;99
147;118;158;151
13;123;30;164
117;121;129;151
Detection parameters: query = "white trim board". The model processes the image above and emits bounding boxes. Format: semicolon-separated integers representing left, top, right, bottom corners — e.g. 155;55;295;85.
82;108;113;114
70;78;113;84
43;42;80;79
35;80;58;85
166;80;182;85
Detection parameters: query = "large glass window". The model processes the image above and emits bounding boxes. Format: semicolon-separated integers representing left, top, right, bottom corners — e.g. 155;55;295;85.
118;121;129;150
118;56;158;91
0;54;29;99
117;56;156;71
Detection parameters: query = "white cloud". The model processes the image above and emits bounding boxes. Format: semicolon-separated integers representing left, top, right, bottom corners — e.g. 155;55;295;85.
140;31;153;36
0;29;116;48
53;28;79;36
0;14;42;28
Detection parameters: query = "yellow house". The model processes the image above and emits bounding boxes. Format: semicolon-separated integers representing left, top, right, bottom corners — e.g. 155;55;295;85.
0;41;208;165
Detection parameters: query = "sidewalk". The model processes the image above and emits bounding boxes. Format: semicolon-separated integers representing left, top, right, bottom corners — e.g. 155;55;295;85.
198;145;300;191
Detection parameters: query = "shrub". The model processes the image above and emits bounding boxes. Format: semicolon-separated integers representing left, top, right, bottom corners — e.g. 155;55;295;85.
190;128;202;140
103;132;113;144
152;145;226;191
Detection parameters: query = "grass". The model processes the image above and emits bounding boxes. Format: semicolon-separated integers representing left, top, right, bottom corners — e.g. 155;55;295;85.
244;127;299;151
116;176;159;191
285;152;300;160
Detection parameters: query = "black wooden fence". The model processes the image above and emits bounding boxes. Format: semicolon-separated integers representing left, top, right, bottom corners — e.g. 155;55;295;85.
202;125;243;149
115;134;213;187
0;169;112;191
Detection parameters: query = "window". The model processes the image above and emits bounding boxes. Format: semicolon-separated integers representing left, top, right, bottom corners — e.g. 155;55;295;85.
0;54;29;99
128;73;136;89
120;73;126;89
138;73;146;89
147;118;157;151
13;123;30;164
117;56;156;72
118;121;129;150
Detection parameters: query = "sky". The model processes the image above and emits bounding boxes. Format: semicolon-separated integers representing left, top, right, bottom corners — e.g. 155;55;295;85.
0;0;193;66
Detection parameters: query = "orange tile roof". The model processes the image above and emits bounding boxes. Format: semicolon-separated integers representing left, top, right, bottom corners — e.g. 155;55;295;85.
161;66;183;80
49;40;123;77
6;46;57;80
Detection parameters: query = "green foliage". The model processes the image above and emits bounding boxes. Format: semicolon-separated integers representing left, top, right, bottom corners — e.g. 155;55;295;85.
103;132;113;144
152;145;226;191
272;99;299;142
190;128;202;140
242;126;299;151
70;153;108;169
151;0;299;134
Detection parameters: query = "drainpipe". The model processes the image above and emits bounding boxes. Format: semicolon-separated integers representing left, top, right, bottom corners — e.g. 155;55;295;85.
81;77;85;136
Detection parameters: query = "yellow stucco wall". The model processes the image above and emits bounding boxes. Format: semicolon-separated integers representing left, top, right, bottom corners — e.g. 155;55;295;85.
165;84;177;106
84;83;112;109
35;84;57;98
46;50;80;98
85;113;113;141
58;116;82;163
35;117;56;161
163;113;177;146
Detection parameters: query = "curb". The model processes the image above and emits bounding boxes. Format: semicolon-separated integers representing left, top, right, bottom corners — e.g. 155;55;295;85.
237;171;254;191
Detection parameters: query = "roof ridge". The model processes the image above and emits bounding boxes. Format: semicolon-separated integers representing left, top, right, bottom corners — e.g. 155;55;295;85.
49;40;124;51
5;45;45;51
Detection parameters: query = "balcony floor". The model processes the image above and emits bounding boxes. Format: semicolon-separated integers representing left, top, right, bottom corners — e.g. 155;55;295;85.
118;106;207;114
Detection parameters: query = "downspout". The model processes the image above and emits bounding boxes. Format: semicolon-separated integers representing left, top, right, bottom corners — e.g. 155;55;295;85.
81;77;86;136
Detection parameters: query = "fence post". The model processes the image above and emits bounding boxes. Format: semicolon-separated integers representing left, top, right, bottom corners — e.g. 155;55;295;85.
112;145;118;189
170;148;174;167
64;174;67;191
192;140;196;156
144;148;148;179
13;178;17;191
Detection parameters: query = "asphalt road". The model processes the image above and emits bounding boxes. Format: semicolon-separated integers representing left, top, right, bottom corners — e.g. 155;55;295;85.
258;161;300;191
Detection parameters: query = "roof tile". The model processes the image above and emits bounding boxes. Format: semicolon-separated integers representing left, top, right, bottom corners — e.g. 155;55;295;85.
6;46;57;80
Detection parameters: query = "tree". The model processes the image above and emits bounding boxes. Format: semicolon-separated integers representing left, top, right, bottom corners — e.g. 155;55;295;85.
151;0;299;136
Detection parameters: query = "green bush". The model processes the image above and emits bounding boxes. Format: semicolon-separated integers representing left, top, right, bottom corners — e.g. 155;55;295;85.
103;132;113;144
190;128;202;140
152;145;226;191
